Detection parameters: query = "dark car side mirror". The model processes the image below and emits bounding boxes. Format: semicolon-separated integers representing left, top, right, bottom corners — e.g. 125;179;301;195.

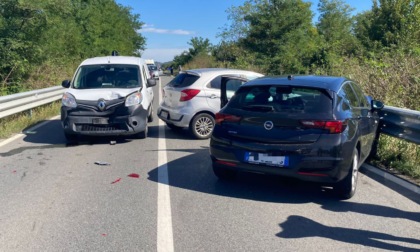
62;80;71;88
371;100;384;110
147;78;156;87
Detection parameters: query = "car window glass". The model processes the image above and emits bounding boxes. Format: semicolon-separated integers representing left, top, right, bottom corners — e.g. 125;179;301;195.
226;79;245;92
341;83;359;107
350;82;369;108
142;65;148;83
336;93;351;111
73;64;141;89
229;85;332;114
167;73;199;88
208;76;222;89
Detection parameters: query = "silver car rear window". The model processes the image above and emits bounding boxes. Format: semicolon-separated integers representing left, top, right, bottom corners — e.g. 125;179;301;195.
167;73;200;88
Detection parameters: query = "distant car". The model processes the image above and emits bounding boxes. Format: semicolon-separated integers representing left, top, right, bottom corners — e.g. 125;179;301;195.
210;75;384;199
157;68;263;139
60;55;156;142
148;64;159;79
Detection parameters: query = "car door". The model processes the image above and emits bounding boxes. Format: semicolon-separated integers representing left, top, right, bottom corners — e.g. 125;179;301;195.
350;82;377;160
220;76;249;108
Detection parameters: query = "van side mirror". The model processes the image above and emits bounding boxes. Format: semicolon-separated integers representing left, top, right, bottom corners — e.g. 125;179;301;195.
147;78;156;87
62;80;71;88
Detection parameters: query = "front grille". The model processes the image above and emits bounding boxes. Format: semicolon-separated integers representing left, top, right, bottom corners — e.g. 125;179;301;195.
76;124;127;133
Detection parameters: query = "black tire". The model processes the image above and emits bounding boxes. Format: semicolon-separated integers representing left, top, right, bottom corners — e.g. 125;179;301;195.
64;132;78;144
166;123;183;131
213;163;237;180
137;124;148;139
190;113;215;139
148;104;154;123
335;148;359;199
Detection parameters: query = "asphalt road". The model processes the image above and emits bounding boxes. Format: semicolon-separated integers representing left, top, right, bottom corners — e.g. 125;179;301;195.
0;76;419;252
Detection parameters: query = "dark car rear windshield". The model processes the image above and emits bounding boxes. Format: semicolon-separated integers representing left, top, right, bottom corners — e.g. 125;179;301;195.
167;73;199;88
228;85;332;114
73;64;141;89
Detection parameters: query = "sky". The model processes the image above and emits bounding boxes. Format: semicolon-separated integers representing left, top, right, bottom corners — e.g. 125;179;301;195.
115;0;373;63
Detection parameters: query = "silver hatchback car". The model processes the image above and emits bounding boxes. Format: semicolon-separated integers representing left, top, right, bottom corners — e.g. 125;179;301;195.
158;68;263;139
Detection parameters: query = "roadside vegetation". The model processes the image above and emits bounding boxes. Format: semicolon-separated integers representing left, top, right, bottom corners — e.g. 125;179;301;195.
0;0;418;181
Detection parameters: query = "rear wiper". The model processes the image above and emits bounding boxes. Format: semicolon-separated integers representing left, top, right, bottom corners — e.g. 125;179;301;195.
242;105;274;112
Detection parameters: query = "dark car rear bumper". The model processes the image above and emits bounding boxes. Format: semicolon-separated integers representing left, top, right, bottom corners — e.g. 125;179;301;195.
210;135;353;184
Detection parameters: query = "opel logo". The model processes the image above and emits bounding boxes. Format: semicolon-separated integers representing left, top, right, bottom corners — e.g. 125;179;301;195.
98;99;107;111
264;121;274;130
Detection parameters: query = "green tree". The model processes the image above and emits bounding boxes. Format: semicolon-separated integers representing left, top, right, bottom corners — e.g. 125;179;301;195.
239;0;319;74
314;0;361;71
355;0;420;51
0;0;47;91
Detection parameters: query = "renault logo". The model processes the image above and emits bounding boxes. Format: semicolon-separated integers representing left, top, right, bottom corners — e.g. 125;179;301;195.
98;99;107;111
264;121;274;130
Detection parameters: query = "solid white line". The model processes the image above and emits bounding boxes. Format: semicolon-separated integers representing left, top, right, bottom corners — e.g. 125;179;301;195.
157;78;174;252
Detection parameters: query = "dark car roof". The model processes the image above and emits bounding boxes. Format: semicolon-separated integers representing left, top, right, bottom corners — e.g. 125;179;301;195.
243;75;349;92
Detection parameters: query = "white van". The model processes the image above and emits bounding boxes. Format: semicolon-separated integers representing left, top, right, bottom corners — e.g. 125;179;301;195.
61;55;156;142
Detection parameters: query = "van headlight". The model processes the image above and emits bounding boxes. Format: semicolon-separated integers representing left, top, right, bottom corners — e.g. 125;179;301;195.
125;92;143;107
62;92;77;108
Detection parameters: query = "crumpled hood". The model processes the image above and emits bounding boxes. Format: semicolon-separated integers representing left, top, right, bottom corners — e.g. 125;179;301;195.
67;88;140;101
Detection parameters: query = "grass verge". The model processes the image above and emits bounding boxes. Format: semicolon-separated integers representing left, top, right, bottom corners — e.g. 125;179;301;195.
0;101;61;139
369;135;420;186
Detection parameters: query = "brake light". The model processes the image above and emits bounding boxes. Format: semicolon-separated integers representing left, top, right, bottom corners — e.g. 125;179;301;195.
216;160;237;167
180;89;200;101
215;113;241;125
300;120;347;134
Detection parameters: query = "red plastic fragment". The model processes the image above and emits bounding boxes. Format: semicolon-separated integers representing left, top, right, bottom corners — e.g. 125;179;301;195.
101;234;107;237
111;178;121;184
128;173;140;178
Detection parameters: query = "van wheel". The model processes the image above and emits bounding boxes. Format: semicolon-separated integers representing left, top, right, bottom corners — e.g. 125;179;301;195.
335;148;359;199
137;124;148;139
64;133;78;144
190;113;215;139
148;104;154;122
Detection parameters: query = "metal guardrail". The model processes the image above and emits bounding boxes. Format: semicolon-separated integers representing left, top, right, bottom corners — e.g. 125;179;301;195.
378;106;420;145
0;86;65;119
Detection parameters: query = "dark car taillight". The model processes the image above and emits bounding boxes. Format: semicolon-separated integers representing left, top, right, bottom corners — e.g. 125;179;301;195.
180;89;200;101
300;120;347;134
215;113;242;125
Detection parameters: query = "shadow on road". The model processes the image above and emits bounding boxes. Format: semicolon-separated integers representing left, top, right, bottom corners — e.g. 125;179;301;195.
277;215;420;251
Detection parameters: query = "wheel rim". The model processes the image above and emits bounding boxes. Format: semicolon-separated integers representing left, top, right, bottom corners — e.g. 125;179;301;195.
194;116;214;137
351;152;358;191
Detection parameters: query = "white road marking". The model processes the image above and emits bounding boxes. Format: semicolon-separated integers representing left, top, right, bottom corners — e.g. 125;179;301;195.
157;78;174;252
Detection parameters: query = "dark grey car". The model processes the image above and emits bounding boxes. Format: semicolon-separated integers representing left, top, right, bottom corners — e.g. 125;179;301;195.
210;75;384;199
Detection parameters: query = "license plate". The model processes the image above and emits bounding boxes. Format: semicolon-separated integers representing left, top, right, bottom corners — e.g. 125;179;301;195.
245;152;289;167
92;118;108;124
161;111;168;119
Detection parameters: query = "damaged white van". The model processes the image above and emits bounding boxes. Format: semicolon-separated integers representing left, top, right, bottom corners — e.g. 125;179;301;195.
61;55;156;142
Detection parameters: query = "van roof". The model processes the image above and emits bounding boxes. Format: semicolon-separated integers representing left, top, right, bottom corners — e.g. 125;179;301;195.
80;56;145;66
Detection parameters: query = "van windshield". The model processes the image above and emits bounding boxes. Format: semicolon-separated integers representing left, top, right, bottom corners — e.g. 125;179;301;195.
73;64;142;89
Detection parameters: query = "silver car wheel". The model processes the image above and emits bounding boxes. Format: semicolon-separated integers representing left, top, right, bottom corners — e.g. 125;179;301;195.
191;113;215;139
195;117;213;136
